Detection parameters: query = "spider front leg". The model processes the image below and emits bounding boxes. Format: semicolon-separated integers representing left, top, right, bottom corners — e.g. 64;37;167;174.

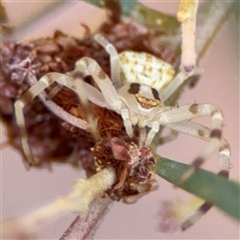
72;57;134;138
94;34;122;89
164;120;230;230
14;72;91;165
162;0;199;102
145;121;161;147
178;0;198;74
165;120;230;178
73;57;122;110
158;103;224;184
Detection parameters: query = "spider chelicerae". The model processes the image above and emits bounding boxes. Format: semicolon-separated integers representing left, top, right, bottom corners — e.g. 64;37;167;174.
13;0;231;230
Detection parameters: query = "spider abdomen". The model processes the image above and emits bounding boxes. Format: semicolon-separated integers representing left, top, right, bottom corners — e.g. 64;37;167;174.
119;51;175;92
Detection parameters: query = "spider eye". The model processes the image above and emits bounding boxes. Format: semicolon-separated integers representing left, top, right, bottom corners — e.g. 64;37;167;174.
128;83;140;94
151;88;160;100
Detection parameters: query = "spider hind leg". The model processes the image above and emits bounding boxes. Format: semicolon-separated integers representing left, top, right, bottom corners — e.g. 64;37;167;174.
164;120;230;230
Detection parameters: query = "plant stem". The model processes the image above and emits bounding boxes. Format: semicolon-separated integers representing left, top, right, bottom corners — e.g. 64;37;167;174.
1;167;116;238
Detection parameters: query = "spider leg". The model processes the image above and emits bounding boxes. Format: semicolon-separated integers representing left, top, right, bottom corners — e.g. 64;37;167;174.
158;129;179;145
165;120;230;177
165;120;230;230
159;103;225;183
161;71;186;101
162;0;199;102
71;77;101;141
94;34;122;89
161;67;202;102
177;0;198;74
72;57;134;137
47;84;64;99
73;57;122;110
145;121;160;146
36;73;111;141
139;128;147;147
14;72;95;165
121;108;134;137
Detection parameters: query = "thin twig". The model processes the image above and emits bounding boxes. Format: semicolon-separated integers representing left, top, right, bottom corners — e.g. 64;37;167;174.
1;167;116;239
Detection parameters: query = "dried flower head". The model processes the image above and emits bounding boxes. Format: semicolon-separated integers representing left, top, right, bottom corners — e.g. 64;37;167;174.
93;137;157;203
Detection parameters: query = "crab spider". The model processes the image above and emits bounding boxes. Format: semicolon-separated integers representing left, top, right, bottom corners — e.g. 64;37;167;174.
14;34;230;229
12;0;231;232
72;40;230;178
15;33;230;176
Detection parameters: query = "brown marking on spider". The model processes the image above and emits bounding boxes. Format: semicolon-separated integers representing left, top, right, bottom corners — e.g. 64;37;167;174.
210;129;222;139
181;201;212;231
97;69;107;80
18;90;35;106
181;220;191;231
218;169;229;178
219;143;229;152
199;202;212;213
197;129;205;137
184;65;194;73
72;71;85;80
192;157;204;168
128;83;140;94
189;103;198;114
181;202;212;231
151;88;161;100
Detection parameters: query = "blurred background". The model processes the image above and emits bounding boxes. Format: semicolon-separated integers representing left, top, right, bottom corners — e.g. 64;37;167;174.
1;1;239;239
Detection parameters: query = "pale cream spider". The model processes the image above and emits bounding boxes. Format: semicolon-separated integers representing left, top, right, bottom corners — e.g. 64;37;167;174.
14;1;231;230
14;33;230;175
